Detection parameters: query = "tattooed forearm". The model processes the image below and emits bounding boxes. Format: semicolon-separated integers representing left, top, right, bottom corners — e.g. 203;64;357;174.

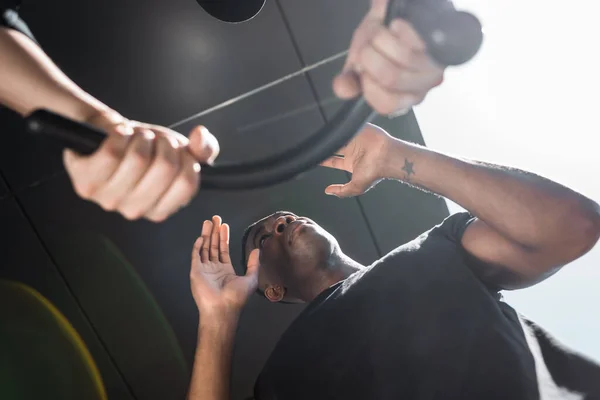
401;159;415;182
398;158;434;194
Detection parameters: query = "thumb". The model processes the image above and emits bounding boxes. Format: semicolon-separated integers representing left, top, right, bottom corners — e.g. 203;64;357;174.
188;125;220;165
324;182;365;198
191;236;203;264
333;69;362;100
62;148;84;173
246;249;260;278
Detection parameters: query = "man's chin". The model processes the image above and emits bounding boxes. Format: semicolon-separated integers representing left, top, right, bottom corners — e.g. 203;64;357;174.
290;231;334;259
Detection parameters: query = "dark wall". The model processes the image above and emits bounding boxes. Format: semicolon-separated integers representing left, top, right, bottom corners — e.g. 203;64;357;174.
0;173;8;199
0;197;133;399
0;0;449;399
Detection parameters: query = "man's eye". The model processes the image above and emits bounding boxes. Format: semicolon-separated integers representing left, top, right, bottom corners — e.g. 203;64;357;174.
259;235;270;248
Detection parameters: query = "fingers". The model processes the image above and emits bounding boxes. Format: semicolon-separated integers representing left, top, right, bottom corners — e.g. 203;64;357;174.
116;135;180;220
136;122;220;166
209;216;221;261
387;19;426;52
64;115;220;222
325;181;367;198
336;14;444;115
88;127;155;211
63;128;132;201
144;152;200;222
333;70;362;100
319;154;348;171
197;217;231;265
200;220;212;263
188;125;220;166
361;73;423;115
334;12;381;99
219;223;232;265
191;235;203;264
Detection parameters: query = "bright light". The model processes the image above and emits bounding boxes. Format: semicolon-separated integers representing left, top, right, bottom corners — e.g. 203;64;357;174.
415;0;600;361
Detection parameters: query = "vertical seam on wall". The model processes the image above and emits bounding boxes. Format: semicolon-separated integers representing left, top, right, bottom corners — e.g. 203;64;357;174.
274;0;383;257
10;193;138;399
0;170;12;200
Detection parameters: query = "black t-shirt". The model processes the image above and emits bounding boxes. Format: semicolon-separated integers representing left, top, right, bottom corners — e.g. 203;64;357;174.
1;0;35;42
254;212;600;400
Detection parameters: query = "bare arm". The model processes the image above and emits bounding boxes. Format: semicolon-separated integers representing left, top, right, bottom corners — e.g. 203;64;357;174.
0;27;108;120
188;315;239;400
187;216;259;400
322;124;600;289
381;135;600;289
0;24;220;222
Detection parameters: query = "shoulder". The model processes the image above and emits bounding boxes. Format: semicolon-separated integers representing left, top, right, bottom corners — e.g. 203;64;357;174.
378;211;477;260
427;211;477;241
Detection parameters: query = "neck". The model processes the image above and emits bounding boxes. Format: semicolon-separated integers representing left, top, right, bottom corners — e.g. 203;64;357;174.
299;253;363;302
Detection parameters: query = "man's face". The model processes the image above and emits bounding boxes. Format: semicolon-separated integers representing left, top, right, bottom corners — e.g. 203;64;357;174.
243;211;339;301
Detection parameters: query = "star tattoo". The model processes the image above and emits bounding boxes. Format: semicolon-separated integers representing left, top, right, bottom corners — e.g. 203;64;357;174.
402;159;415;181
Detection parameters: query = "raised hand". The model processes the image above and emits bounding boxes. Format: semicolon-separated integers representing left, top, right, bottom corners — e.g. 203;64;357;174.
334;0;444;115
320;123;394;198
189;216;259;316
63;109;220;222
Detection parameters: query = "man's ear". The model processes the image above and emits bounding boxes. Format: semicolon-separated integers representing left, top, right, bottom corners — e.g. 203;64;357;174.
264;285;286;303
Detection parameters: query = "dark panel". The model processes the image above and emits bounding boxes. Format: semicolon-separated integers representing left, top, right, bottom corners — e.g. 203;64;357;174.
1;0;316;190
279;0;369;119
0;172;8;199
18;169;379;400
0;197;132;400
175;75;327;166
279;0;369;64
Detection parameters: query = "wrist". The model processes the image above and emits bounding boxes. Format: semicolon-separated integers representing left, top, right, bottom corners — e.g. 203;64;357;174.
199;311;240;336
199;306;240;327
379;137;421;181
48;79;113;124
83;107;125;127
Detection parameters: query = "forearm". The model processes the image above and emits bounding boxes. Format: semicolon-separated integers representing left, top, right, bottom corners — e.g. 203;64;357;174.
382;138;600;249
0;27;109;120
187;314;239;400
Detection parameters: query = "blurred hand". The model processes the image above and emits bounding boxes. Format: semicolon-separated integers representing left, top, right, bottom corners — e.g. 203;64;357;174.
334;0;444;115
63;109;220;222
320;123;393;197
190;216;259;317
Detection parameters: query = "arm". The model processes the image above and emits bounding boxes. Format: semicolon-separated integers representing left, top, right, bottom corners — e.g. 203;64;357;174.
188;314;239;400
381;135;600;289
188;216;259;400
0;20;219;222
321;124;600;289
325;0;599;288
0;26;108;120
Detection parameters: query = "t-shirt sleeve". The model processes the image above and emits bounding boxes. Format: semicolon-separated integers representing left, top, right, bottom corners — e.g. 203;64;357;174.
428;211;503;293
430;211;478;242
1;0;37;43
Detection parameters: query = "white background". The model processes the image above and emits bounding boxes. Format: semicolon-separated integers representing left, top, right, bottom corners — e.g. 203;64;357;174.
416;0;600;361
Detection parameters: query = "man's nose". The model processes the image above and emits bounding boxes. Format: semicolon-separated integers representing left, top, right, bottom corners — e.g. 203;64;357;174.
273;215;296;236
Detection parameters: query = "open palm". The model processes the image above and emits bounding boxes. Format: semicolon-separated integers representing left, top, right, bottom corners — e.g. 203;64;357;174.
190;216;259;315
